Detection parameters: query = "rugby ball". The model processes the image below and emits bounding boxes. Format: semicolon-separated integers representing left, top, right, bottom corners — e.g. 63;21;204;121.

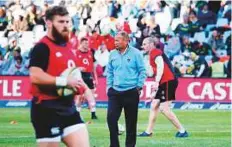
57;67;82;97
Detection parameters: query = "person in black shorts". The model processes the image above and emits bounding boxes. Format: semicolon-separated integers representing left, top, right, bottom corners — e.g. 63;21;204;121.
29;6;90;146
138;37;188;138
75;37;98;119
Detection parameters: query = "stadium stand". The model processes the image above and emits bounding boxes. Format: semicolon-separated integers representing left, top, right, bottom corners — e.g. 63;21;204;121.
0;0;231;78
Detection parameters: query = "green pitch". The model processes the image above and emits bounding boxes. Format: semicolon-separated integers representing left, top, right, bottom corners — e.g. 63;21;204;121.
0;108;230;147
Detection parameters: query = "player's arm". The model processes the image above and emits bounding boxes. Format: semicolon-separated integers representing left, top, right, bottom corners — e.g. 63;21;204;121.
29;67;56;85
150;55;164;98
154;55;164;83
29;43;67;87
29;43;56;85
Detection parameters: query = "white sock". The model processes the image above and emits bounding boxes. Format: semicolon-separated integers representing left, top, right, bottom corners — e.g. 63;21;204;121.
91;107;96;112
76;106;82;112
179;127;186;133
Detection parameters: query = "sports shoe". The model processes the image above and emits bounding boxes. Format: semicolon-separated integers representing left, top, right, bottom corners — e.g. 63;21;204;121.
175;131;189;138
91;115;98;119
138;131;152;137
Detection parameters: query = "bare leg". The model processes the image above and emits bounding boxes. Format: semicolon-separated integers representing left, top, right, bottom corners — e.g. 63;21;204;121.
84;88;97;119
37;142;59;147
89;89;96;113
160;101;185;131
145;99;160;134
62;124;90;147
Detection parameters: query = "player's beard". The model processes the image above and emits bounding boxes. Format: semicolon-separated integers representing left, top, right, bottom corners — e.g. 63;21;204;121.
52;25;69;43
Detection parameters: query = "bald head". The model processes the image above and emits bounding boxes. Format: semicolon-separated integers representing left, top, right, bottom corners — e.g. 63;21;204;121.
142;37;155;53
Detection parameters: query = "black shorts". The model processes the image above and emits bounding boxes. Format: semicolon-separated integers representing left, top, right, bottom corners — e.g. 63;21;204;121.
31;99;84;139
154;79;178;103
81;72;94;89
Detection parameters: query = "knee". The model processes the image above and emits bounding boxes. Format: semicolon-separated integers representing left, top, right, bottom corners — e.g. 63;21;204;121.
160;108;174;119
159;104;168;114
160;107;166;114
150;100;159;110
160;102;171;114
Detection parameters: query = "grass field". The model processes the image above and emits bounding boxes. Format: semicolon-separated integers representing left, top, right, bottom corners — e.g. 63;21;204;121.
0;108;231;147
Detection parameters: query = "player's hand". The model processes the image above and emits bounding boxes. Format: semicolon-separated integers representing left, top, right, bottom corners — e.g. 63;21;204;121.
67;76;87;89
151;82;159;92
150;82;159;98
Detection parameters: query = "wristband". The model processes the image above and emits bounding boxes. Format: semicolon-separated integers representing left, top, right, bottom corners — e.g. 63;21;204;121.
55;77;68;87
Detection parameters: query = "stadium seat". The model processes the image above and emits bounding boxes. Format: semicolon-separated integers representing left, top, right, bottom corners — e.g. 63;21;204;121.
189;37;195;42
33;25;44;33
223;31;231;43
171;18;181;31
128;18;138;33
0;31;4;37
34;31;46;42
205;24;216;32
160;37;165;43
8;31;18;38
22;31;34;40
216;18;228;27
0;37;8;47
207;31;213;40
193;31;206;43
18;38;34;55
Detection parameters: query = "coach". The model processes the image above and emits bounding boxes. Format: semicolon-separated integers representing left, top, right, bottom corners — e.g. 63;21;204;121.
106;31;146;147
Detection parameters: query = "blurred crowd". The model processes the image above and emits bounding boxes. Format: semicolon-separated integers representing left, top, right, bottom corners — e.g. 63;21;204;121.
0;0;231;78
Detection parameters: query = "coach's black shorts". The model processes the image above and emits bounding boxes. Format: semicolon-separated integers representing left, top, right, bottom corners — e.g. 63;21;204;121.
154;79;178;103
81;72;94;89
31;99;84;139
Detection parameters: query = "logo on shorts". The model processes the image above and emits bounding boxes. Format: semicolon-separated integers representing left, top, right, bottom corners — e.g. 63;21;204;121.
51;127;60;135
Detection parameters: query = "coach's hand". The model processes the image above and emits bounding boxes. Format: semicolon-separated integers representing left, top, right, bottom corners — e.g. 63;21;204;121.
136;87;142;95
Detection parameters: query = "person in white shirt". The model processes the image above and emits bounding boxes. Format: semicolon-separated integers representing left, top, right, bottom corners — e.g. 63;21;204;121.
94;43;110;76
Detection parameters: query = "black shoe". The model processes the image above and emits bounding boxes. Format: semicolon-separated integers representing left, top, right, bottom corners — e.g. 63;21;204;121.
138;131;153;137
175;131;189;138
91;115;98;119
